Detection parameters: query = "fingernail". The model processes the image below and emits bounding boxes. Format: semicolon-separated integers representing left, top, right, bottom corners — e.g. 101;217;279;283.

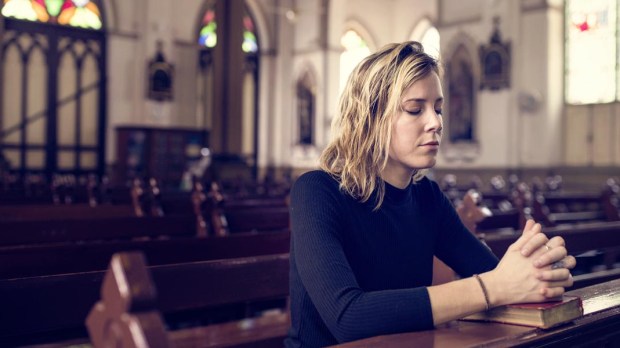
534;259;542;267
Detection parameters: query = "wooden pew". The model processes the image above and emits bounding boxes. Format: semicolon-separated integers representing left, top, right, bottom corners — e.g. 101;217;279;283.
0;231;290;279
331;279;620;347
86;252;290;348
482;221;620;259
211;205;290;236
0;215;196;247
0;246;290;345
0;203;137;220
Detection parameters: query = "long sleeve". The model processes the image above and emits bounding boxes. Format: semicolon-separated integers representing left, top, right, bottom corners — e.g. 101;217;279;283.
430;181;499;276
287;172;434;346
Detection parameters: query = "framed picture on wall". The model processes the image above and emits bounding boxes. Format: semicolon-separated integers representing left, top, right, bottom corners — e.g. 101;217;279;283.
147;41;174;101
479;17;511;90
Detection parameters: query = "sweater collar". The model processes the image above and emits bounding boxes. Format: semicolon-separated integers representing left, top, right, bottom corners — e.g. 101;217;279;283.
383;180;411;205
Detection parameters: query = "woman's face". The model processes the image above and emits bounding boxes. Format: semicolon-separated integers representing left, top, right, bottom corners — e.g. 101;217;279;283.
382;72;443;187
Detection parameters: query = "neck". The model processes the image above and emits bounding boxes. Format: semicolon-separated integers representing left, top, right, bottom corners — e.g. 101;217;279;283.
381;172;412;189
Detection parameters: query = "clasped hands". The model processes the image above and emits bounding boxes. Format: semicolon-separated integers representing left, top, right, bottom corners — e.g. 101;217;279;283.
484;219;576;306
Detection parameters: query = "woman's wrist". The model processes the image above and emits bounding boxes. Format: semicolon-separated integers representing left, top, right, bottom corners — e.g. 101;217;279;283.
479;271;502;308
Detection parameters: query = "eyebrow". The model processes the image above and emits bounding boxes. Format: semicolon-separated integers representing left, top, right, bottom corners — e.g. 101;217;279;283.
403;97;444;103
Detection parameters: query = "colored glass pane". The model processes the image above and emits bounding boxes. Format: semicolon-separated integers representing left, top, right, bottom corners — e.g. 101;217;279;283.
2;0;49;22
199;9;217;48
45;0;62;16
565;0;616;104
58;0;102;29
242;15;257;53
1;0;102;29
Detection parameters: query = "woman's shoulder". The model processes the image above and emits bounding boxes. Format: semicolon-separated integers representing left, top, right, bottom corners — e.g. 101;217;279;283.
292;170;343;196
294;170;339;187
291;170;343;203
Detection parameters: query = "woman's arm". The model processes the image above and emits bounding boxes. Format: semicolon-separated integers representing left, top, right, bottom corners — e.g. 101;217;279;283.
429;220;576;325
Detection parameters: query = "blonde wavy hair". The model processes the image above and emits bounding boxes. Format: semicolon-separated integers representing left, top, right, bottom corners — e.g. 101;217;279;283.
320;41;442;209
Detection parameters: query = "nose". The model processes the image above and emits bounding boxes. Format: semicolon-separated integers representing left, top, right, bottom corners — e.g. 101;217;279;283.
425;111;443;134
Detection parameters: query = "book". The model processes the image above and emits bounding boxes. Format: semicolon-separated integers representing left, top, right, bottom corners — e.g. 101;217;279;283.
461;296;583;329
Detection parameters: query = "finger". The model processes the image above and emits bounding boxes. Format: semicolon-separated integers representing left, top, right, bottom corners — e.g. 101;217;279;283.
543;274;574;289
536;268;571;282
512;221;540;251
533;246;568;268
546;236;566;248
562;255;577;270
540;286;566;298
519;227;547;256
547;255;577;270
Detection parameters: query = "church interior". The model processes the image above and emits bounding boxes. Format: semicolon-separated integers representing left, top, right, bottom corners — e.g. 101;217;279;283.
0;0;619;347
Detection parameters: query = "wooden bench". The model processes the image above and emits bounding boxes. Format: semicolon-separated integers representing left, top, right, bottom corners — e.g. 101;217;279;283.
211;206;290;236
0;249;291;345
481;221;620;258
0;231;290;279
0;203;138;221
86;252;290;348
0;215;196;247
331;279;620;347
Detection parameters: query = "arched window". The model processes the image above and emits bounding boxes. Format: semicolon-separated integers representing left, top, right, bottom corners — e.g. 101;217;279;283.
565;0;617;104
410;18;441;59
196;0;260;173
339;29;370;95
1;0;107;178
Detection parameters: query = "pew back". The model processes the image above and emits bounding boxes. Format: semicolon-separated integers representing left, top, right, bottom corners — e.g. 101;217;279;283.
87;252;290;348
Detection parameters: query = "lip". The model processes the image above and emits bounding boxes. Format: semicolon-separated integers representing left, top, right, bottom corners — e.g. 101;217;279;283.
421;141;440;146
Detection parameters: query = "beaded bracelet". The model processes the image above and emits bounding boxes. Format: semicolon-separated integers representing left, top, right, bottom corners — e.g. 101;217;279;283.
473;274;490;311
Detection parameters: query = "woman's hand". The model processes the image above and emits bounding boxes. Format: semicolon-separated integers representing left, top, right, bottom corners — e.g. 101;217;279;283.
480;220;575;306
521;230;576;298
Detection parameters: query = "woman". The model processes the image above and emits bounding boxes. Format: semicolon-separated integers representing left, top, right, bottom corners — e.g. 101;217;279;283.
285;41;575;347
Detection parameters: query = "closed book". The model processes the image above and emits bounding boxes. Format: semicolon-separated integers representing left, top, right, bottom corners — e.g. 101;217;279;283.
461;296;583;329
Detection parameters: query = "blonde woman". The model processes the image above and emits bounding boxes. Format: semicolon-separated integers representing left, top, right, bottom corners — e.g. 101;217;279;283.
285;41;575;347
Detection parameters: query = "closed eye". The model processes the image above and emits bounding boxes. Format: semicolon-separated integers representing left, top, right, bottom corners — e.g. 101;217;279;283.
406;109;421;115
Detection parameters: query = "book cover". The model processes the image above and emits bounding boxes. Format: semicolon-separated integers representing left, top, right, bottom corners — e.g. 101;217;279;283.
461;296;583;329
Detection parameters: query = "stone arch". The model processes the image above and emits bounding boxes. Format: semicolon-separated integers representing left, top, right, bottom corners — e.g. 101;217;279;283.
342;18;377;52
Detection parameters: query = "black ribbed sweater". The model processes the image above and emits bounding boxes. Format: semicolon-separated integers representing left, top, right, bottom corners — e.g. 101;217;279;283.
285;170;498;347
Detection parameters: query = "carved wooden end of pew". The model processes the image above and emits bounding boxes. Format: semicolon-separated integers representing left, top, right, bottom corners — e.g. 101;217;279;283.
86;252;170;348
456;189;491;234
192;180;210;237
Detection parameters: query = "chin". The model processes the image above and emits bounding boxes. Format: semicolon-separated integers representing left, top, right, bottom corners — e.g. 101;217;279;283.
408;160;436;171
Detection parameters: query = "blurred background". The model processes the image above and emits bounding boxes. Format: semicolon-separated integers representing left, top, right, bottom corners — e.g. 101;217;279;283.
0;0;618;190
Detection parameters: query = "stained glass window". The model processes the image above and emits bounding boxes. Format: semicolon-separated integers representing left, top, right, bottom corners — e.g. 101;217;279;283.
199;8;217;48
198;7;258;53
1;0;102;29
242;14;257;53
339;29;370;94
565;0;617;104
